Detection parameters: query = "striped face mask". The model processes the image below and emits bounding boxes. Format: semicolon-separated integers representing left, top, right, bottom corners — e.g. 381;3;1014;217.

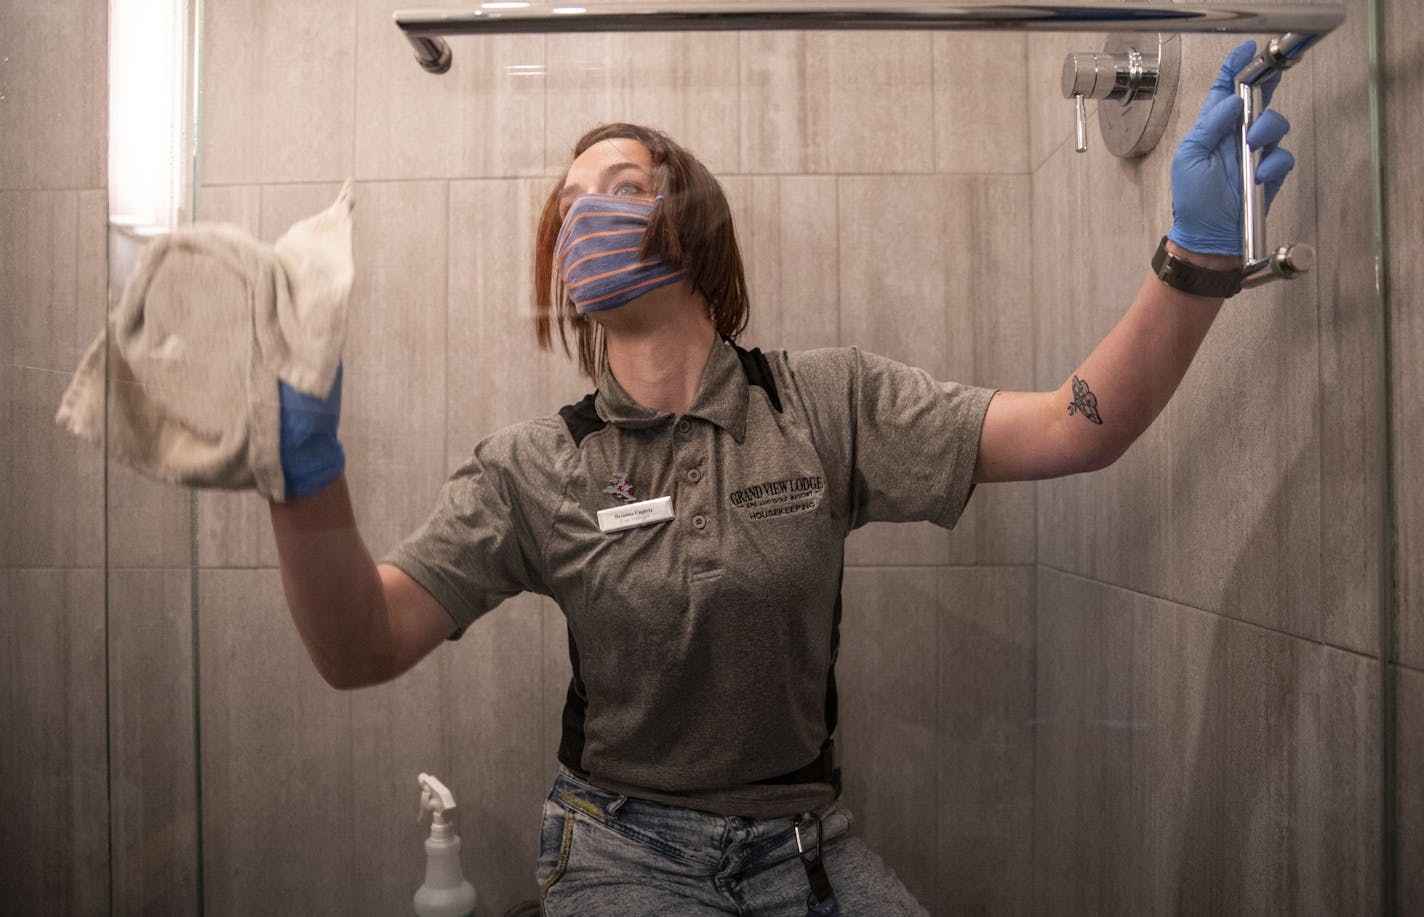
555;194;685;314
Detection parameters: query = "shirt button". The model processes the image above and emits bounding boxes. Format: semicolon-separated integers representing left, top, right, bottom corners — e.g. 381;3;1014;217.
692;514;707;530
687;468;701;483
677;419;692;434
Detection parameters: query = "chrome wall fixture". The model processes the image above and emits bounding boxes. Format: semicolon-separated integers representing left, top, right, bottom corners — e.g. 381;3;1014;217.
1061;34;1180;159
391;1;1347;287
394;2;1345;60
1235;32;1321;287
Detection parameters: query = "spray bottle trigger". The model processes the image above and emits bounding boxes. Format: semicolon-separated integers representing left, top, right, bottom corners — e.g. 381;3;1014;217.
418;773;457;831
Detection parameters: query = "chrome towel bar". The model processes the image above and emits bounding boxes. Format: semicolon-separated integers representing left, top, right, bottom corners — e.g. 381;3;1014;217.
394;2;1345;75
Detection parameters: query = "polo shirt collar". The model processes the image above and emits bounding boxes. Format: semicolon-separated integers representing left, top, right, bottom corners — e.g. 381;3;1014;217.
595;336;749;441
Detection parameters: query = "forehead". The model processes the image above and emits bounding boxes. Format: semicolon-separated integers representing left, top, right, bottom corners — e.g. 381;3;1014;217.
563;138;653;188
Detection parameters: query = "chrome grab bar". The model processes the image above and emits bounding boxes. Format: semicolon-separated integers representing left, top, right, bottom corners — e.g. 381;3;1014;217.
1234;32;1321;288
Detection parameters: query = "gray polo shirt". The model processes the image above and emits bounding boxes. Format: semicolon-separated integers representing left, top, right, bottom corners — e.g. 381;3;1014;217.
384;337;995;817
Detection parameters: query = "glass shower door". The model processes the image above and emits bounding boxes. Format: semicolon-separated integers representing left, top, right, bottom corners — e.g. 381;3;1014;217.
2;2;1412;915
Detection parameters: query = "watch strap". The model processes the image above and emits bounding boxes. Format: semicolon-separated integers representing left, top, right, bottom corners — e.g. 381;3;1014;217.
1151;236;1243;299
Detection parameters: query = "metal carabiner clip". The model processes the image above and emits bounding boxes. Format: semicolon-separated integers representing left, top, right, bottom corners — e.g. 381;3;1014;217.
795;812;839;916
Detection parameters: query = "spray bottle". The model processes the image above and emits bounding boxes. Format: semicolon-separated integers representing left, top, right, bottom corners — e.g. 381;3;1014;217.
414;773;477;917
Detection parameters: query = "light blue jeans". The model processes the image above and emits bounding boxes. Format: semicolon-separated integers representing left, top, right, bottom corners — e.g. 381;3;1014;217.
537;767;929;916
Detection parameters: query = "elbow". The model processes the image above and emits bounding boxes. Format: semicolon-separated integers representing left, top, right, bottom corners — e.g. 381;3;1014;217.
301;603;401;691
321;668;372;691
1070;433;1134;475
315;660;371;691
1081;444;1124;474
1038;404;1141;478
322;667;396;691
313;650;394;691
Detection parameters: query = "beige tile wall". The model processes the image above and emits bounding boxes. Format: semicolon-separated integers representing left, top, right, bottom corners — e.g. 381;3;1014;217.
0;4;107;192
199;0;357;184
1399;667;1424;905
1313;2;1389;654
1031;571;1381;914
5;0;1413;913
837;564;1036;908
1;190;108;568
933;566;1035;911
108;570;201;914
0;570;110;913
1384;0;1424;905
0;3;113;913
1384;0;1423;670
196;569;361;914
838;567;944;906
1030;1;1411;912
355;3;547;179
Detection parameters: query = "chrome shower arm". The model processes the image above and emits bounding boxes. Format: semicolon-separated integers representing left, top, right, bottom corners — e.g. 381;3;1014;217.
393;2;1346;74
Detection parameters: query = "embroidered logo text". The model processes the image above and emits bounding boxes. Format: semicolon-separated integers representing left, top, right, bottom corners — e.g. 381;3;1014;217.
728;474;824;521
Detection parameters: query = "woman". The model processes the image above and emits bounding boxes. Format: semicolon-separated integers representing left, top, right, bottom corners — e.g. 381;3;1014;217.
270;42;1293;915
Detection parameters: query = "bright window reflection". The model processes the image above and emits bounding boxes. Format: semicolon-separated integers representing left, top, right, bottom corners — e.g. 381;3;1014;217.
109;0;190;231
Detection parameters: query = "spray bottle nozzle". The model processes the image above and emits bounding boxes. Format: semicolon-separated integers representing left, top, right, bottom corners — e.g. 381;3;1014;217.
418;773;457;833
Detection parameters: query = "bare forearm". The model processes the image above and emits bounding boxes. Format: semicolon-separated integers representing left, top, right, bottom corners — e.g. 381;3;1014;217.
1057;254;1230;469
978;243;1237;483
268;476;394;688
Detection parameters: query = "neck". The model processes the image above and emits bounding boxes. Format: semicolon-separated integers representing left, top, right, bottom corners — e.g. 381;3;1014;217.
599;287;718;415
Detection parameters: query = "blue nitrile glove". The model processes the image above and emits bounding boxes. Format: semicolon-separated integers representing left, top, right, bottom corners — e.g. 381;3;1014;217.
1168;40;1297;256
278;362;345;499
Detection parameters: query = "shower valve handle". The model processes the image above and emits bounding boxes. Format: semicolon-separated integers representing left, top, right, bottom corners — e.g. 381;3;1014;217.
1062;50;1151;104
1062;50;1151;153
1072;93;1089;153
1062;35;1178;159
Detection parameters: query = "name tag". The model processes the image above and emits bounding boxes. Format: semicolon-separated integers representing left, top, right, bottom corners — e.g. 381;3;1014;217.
597;496;675;533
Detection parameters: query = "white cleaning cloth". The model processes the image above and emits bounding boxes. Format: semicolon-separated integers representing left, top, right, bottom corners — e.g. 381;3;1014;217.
56;180;355;502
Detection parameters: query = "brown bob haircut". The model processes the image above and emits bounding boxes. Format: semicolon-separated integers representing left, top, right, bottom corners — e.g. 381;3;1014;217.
534;123;750;379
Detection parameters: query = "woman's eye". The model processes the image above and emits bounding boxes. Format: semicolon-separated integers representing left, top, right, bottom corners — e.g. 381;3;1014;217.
612;181;646;196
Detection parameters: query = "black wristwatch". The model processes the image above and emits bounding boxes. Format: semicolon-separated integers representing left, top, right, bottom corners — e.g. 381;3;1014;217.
1151;236;1243;299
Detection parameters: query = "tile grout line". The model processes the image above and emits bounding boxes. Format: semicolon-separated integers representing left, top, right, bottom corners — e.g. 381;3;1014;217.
1038;562;1394;664
1025;44;1045;890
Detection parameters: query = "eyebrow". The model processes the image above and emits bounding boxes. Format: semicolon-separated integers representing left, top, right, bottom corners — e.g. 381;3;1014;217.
558;161;652;204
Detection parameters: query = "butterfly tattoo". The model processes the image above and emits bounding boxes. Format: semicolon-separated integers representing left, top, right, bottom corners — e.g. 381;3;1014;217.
1067;375;1103;425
